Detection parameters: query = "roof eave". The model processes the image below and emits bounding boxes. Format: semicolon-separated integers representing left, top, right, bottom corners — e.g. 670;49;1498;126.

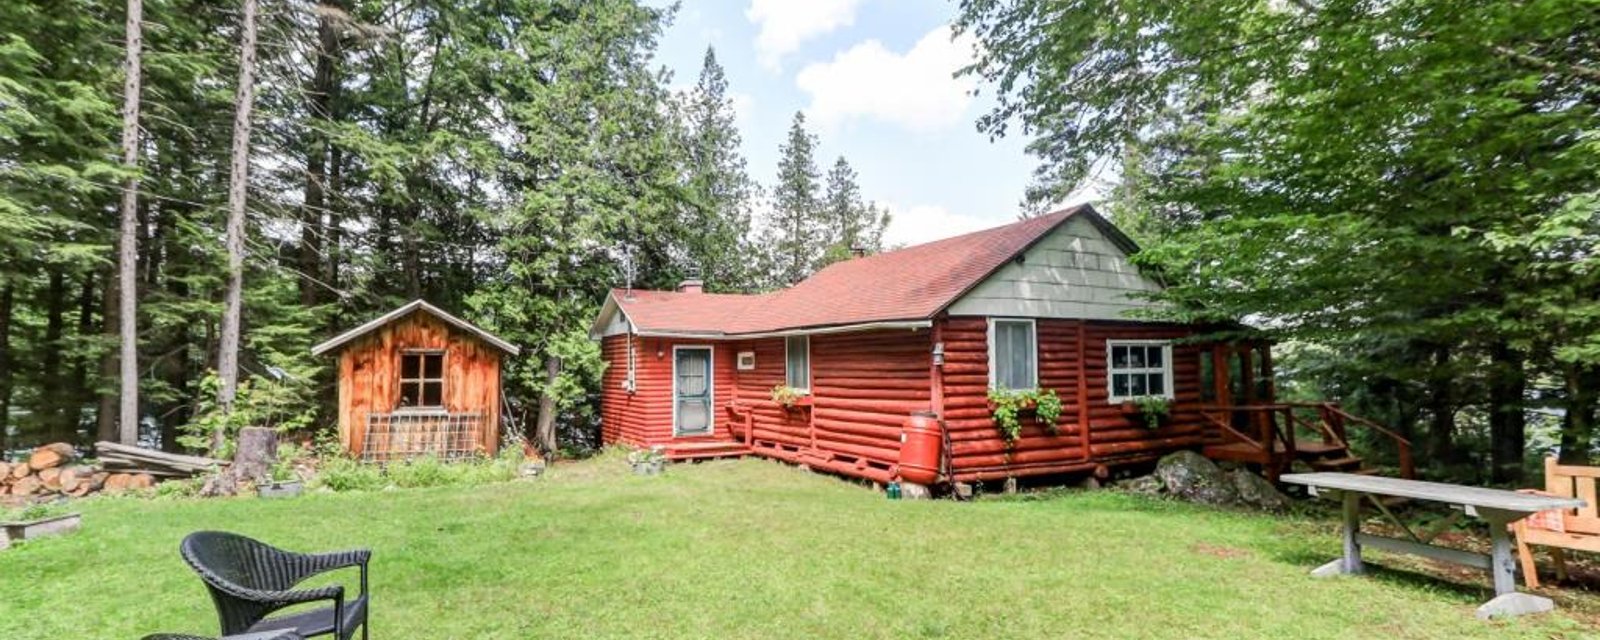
311;300;521;356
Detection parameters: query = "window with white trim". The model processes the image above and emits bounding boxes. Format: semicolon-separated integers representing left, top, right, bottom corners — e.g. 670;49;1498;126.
1108;341;1173;401
785;335;810;391
989;319;1037;391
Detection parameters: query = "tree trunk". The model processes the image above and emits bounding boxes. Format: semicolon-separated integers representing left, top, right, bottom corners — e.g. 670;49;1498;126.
96;267;118;443
117;0;144;446
535;356;561;455
1487;342;1527;483
40;269;69;441
0;282;13;453
216;0;260;453
299;4;338;307
1425;345;1456;465
1559;364;1599;465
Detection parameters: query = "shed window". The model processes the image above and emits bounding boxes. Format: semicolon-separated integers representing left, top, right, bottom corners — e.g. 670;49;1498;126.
1108;341;1173;402
785;336;810;392
989;319;1037;391
399;351;445;409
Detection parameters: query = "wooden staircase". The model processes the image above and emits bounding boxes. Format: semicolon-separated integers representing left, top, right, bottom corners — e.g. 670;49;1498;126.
1200;402;1415;483
664;438;751;461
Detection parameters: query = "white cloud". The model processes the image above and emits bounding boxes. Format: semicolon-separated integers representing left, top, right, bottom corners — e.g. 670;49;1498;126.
883;203;998;247
795;25;979;133
747;0;864;71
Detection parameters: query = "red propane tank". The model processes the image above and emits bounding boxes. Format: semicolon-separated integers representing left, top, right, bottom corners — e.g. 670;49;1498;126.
898;411;943;486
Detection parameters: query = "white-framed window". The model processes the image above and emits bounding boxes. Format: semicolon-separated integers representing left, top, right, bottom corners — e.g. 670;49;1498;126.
988;318;1037;391
785;335;810;392
1108;341;1174;402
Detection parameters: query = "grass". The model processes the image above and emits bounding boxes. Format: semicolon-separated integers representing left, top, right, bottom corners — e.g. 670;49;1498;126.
1;454;1595;639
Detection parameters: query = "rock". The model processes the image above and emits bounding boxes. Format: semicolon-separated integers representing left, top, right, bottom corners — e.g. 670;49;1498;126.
1077;475;1102;491
1116;474;1164;495
1154;450;1239;506
1227;469;1293;512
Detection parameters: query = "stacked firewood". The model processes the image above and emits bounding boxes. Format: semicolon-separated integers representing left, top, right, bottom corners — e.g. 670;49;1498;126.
0;443;156;499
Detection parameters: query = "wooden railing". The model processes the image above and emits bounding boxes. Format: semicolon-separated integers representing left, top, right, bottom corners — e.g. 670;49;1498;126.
1319;403;1415;479
1199;402;1415;479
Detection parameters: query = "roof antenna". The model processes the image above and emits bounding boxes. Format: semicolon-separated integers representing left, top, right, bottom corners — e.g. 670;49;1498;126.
621;248;636;301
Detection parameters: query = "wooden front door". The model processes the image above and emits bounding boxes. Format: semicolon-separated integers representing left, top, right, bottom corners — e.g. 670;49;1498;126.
673;347;713;436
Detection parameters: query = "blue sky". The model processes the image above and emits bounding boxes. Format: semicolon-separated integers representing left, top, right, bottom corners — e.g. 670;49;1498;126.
650;1;1067;246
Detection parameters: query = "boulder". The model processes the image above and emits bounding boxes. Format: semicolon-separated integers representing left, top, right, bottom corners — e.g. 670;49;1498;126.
1155;450;1239;506
1227;469;1293;512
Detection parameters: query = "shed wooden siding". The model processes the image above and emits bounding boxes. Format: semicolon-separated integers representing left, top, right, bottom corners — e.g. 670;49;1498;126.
729;329;932;482
336;312;503;455
599;334;735;446
947;215;1161;320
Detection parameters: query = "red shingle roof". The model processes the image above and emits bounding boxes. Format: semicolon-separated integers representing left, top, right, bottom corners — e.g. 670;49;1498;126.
602;204;1114;337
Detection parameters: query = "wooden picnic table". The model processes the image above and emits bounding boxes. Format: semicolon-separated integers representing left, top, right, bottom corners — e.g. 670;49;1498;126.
1281;472;1587;620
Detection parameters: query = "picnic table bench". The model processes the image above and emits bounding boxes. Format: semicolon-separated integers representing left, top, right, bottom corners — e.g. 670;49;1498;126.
1282;472;1586;620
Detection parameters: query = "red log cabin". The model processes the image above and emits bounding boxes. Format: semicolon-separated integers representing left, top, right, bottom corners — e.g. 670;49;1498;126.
590;205;1412;488
313;300;520;461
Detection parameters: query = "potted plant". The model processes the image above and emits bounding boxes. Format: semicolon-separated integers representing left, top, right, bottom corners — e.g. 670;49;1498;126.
257;458;304;499
771;384;812;410
1118;395;1171;430
2;503;81;547
628;446;667;476
988;388;1065;442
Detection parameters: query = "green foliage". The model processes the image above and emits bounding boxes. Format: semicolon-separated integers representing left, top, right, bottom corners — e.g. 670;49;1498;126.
759;112;826;288
178;369;319;457
313;454;520;493
1127;396;1171;430
770;384;806;408
4;502;69;522
987;387;1064;442
957;0;1600;470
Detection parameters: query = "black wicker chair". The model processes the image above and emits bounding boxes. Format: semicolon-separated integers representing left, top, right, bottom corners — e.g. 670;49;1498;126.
180;531;370;640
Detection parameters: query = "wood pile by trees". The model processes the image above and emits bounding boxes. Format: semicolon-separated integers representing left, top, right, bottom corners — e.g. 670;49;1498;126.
0;442;221;502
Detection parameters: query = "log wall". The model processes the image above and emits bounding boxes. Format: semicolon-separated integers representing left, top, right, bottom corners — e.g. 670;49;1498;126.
336;312;503;455
724;329;933;481
599;335;736;447
937;316;1209;481
596;318;1214;486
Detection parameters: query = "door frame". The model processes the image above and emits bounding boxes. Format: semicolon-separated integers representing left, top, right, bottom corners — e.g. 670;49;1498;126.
671;345;715;437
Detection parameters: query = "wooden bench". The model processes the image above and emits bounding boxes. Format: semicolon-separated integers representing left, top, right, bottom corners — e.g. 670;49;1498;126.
1514;457;1600;588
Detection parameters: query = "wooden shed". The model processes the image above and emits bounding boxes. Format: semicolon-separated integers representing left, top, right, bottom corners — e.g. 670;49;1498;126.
590;205;1400;488
312;300;519;461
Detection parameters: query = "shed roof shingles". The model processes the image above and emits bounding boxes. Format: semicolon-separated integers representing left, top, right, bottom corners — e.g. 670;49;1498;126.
614;205;1090;336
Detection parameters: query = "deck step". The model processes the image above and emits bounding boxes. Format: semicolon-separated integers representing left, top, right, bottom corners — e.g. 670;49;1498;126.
1309;455;1363;470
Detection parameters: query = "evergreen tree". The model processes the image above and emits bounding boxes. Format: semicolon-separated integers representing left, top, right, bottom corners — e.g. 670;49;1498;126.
679;46;756;292
760;111;824;287
818;156;889;266
957;0;1600;474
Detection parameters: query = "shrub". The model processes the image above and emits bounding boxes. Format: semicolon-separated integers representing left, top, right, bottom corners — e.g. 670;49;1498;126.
313;454;521;493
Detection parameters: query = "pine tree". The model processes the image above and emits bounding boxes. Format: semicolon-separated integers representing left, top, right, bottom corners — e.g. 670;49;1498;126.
680;46;756;292
115;0;144;445
760;111;824;287
217;0;262;449
819;156;889;266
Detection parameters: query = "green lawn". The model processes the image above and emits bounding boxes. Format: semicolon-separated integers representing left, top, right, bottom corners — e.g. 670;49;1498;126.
2;456;1594;639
